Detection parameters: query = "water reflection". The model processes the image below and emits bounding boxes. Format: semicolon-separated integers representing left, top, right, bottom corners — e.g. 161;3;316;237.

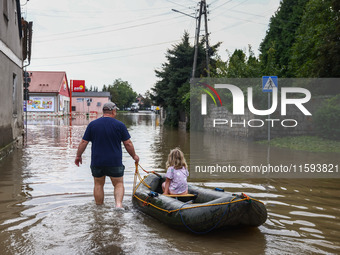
191;131;340;178
0;112;339;254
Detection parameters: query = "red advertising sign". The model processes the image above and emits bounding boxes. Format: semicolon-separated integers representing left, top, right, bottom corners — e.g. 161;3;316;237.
72;80;85;92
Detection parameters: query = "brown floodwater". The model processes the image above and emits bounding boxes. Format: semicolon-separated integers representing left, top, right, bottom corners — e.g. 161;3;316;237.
0;112;339;254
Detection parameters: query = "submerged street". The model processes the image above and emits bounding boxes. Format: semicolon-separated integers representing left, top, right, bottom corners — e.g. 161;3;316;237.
0;112;339;254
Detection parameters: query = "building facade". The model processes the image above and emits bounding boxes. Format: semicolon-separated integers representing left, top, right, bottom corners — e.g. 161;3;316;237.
27;71;70;116
72;92;111;115
0;0;24;158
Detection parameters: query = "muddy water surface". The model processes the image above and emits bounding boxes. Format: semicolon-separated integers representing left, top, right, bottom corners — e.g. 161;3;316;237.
0;112;339;254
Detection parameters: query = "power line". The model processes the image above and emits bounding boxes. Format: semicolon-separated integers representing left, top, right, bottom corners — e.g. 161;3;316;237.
33;38;186;60
31;33;196;66
229;0;249;10
31;48;170;67
214;7;300;30
213;12;297;34
210;0;233;11
209;0;220;6
28;5;176;14
213;6;276;22
187;7;199;32
165;0;196;10
34;15;187;43
209;0;248;19
34;11;174;39
227;8;271;18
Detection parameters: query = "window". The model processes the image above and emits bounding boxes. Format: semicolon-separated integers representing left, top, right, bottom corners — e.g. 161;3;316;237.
72;106;76;111
3;0;9;22
12;73;17;115
97;102;101;107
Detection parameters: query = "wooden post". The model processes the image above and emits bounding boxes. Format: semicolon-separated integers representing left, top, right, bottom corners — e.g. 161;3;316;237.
69;80;73;116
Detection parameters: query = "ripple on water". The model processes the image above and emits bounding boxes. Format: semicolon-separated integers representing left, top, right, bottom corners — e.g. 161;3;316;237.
1;116;339;254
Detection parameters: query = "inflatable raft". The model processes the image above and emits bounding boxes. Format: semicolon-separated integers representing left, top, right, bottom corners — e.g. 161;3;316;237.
132;173;267;233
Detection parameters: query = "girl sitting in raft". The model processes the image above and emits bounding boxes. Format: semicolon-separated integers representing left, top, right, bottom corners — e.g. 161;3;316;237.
162;147;189;195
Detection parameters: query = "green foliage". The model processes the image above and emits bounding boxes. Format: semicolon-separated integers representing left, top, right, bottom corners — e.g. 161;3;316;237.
259;0;309;77
226;49;247;77
103;79;137;109
289;0;339;77
210;46;266;113
314;95;340;140
260;44;280;76
142;90;152;108
215;0;340;79
188;85;205;131
318;0;340;77
151;31;220;127
258;136;340;153
151;1;340;128
211;46;261;78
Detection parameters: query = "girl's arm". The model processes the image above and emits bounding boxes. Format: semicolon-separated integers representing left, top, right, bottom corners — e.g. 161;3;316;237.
163;178;171;195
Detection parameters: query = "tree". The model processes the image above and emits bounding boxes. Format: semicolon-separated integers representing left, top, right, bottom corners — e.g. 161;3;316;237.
211;46;262;78
143;90;152;108
320;0;340;77
289;0;340;77
314;95;340;139
86;85;98;92
105;79;137;109
152;31;220;126
259;0;309;77
260;44;280;76
226;49;247;77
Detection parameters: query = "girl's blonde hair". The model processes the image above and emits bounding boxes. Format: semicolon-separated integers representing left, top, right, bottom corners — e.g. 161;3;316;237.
166;147;187;170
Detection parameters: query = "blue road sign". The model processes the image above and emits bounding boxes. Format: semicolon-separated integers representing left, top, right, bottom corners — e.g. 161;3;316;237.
262;76;278;92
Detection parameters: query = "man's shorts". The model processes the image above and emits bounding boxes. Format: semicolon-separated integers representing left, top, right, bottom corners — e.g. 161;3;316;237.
90;165;125;178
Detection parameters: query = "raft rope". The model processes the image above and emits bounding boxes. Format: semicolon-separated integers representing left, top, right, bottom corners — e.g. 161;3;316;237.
138;163;161;177
132;164;264;220
133;163;160;196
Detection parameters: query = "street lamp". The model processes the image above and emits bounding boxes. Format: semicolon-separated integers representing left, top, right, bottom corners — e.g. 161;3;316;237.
171;1;209;79
171;9;197;19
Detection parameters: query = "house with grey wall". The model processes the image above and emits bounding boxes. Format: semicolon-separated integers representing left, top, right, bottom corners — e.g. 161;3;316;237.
0;0;25;159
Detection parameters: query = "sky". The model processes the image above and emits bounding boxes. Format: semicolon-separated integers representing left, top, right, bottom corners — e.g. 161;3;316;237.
21;0;281;95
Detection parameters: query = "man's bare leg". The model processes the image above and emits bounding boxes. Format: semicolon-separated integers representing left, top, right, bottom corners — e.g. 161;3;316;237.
109;176;124;208
93;176;105;205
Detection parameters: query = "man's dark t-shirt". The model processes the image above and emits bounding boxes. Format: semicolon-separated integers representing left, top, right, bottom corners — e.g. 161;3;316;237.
82;117;131;167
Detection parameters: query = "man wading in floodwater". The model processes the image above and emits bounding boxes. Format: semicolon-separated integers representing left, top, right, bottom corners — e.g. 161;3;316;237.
75;102;139;208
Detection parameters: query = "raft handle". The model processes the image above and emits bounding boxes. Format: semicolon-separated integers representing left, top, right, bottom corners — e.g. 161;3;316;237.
148;191;159;198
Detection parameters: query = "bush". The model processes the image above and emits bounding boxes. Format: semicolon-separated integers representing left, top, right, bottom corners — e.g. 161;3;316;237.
314;95;340;140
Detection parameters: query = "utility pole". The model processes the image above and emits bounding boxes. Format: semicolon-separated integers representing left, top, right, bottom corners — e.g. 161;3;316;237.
192;0;210;79
203;1;210;77
192;1;203;79
172;0;210;79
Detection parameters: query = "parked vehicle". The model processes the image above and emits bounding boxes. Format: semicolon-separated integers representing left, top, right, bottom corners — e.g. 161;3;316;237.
130;103;139;112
